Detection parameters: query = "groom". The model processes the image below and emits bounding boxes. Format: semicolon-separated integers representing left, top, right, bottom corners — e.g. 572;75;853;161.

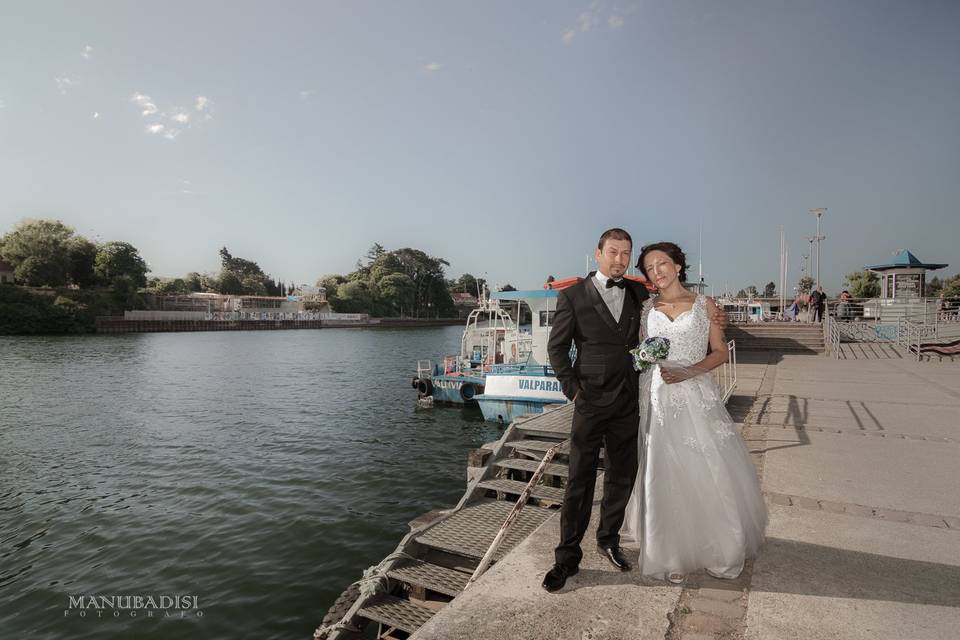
542;228;649;592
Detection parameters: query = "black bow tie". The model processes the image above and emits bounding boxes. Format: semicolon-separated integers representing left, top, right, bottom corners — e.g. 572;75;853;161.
605;278;626;289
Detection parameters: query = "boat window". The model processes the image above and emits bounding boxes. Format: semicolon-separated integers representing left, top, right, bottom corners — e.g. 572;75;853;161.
539;310;556;327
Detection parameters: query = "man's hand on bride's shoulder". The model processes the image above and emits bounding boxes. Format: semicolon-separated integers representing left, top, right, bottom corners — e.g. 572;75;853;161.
706;296;726;329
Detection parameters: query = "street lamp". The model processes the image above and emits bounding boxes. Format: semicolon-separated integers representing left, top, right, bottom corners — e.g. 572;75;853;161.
809;208;827;288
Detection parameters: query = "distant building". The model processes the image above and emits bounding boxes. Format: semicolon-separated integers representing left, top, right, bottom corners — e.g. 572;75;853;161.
451;292;479;307
0;259;14;284
864;249;948;299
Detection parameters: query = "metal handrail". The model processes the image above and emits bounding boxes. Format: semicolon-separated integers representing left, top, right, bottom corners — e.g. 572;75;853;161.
715;339;738;402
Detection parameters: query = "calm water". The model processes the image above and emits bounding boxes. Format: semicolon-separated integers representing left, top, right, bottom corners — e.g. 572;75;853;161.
0;327;505;639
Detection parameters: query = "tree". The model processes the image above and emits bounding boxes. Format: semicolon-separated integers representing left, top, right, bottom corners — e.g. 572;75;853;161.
500;284;517;292
926;276;943;297
745;285;759;298
941;274;960;298
735;289;747;299
0;218;74;286
95;242;149;288
66;236;99;287
216;271;243;295
797;276;815;294
219;247;266;279
452;273;486;296
378;272;416;315
844;271;879;298
762;281;776;298
153;278;190;294
184;272;204;292
241;275;267;296
111;275;143;310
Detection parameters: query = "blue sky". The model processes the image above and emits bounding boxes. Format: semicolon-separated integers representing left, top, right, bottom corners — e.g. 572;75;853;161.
1;0;958;294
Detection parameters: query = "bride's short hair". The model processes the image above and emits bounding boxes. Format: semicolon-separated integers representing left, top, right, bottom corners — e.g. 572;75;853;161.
638;242;688;282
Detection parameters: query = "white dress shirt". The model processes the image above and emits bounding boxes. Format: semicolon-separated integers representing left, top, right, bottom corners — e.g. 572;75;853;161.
592;270;625;322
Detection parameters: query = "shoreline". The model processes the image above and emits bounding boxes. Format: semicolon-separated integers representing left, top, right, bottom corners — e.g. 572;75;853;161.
91;316;463;334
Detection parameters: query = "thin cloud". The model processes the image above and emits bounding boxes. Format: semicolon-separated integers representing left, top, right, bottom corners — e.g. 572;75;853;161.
55;76;80;94
92;111;100;119
80;45;94;59
561;0;629;44
131;92;213;140
131;93;158;115
423;62;442;73
299;89;317;99
0;99;5;110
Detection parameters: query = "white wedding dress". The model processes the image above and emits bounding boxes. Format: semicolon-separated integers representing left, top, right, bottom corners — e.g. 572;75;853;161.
621;295;767;579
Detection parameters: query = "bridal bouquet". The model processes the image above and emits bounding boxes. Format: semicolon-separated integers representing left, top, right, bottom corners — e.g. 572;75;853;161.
629;336;670;372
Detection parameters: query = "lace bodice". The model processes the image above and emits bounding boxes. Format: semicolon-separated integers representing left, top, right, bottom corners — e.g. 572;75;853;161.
644;294;709;365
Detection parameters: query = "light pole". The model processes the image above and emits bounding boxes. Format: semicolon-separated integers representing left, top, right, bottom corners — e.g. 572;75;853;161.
809;208;826;288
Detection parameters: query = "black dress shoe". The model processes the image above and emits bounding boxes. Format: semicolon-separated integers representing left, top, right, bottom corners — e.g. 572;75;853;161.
541;563;578;592
597;544;632;571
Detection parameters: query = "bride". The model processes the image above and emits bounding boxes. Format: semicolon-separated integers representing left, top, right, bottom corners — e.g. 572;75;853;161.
621;242;767;583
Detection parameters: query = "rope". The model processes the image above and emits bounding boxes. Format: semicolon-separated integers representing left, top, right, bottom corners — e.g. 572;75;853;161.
313;550;416;639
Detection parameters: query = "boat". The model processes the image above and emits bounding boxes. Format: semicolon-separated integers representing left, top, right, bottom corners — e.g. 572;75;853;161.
412;284;566;422
413;275;656;423
472;289;567;423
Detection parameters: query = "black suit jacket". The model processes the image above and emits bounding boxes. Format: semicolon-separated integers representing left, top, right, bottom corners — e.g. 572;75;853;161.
547;273;650;407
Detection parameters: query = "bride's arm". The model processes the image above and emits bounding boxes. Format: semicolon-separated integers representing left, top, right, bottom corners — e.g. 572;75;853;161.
661;297;728;384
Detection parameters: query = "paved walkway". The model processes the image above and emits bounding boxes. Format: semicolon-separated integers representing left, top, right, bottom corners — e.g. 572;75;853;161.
412;353;960;640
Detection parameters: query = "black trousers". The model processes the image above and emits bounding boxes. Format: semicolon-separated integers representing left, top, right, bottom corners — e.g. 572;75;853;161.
554;384;639;568
813;305;824;322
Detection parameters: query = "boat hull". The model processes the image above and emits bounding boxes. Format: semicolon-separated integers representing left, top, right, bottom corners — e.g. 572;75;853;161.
473;371;567;423
475;395;567;423
426;374;486;405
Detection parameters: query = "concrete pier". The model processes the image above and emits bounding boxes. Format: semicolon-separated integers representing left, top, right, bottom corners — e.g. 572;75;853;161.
411;352;960;639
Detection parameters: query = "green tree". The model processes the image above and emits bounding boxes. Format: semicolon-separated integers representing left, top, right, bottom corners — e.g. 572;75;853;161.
336;279;376;313
316;274;347;309
110;275;143;310
219;247;265;279
66;236;99;287
216;271;243;295
0;218;74;286
378;272;416;315
95;242;149;287
184;272;204;292
241;275;267;296
762;281;776;297
844;271;880;298
452;273;486;296
926;276;942;297
797;276;815;294
736;289;747;298
745;285;759;298
500;284;517;292
153;278;190;294
941;274;960;298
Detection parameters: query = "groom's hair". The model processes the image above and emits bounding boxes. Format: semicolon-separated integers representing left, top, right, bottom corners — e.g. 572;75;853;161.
598;228;632;250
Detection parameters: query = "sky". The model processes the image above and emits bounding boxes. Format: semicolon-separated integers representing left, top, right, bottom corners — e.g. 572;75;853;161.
1;0;958;295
